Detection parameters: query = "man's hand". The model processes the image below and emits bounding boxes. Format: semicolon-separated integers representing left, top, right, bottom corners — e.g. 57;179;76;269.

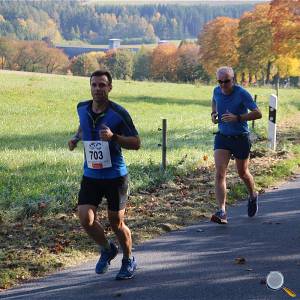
221;112;238;123
99;125;113;141
211;112;218;124
68;138;79;151
68;126;82;151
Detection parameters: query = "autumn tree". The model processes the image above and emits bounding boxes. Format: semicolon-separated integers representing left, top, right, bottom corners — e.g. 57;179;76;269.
274;56;300;78
151;43;178;82
43;47;69;74
0;37;15;69
237;4;275;84
99;49;134;80
70;53;99;76
12;41;48;72
269;0;300;59
198;17;240;78
133;46;153;81
176;42;208;82
269;0;300;80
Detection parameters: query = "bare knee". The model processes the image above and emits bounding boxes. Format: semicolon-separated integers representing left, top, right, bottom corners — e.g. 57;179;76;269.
79;215;95;229
216;171;226;182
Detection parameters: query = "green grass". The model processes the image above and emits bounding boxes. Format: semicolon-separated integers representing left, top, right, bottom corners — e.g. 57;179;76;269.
0;70;299;220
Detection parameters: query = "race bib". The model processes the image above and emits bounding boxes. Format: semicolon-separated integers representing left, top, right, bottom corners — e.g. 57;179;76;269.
83;141;112;169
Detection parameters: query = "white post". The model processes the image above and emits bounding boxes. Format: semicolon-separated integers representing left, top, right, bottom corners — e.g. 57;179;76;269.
268;94;277;150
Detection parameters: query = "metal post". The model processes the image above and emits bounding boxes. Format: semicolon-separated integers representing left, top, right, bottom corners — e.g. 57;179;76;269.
162;119;167;170
252;94;257;129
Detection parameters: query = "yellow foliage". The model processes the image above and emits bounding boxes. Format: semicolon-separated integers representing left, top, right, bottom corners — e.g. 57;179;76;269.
199;17;239;77
275;56;300;77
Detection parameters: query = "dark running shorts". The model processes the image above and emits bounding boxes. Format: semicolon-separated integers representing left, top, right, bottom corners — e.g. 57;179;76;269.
78;175;129;211
214;133;251;160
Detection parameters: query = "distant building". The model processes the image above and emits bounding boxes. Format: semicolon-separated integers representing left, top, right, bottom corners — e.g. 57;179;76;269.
108;38;121;49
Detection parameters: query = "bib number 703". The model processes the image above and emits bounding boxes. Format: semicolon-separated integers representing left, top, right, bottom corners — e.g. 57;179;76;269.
89;150;103;160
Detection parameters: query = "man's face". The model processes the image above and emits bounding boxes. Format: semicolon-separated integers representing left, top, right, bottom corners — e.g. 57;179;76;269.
217;72;234;95
90;75;112;102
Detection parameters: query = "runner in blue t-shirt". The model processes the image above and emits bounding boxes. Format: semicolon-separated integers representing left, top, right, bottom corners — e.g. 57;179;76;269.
68;70;140;280
210;66;262;225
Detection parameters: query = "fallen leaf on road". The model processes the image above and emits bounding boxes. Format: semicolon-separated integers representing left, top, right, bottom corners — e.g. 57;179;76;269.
235;257;246;264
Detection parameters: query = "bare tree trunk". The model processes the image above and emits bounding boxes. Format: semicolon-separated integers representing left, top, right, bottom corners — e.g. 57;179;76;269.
266;61;272;84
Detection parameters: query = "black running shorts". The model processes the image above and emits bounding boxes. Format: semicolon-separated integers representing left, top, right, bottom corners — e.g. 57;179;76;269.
78;175;129;211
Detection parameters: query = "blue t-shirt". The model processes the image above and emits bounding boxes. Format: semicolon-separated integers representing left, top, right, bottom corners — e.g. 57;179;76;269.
213;85;257;135
77;100;138;179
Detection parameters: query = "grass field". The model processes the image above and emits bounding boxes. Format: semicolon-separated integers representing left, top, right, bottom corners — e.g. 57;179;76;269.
0;70;300;289
0;70;299;220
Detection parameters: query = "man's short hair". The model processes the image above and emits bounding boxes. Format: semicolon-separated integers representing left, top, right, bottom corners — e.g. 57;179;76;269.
216;66;234;78
90;70;112;85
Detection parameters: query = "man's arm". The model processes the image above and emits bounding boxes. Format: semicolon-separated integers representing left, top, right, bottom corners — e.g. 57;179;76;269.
221;108;262;123
111;134;141;150
240;108;262;121
100;125;140;150
211;98;218;124
68;125;82;151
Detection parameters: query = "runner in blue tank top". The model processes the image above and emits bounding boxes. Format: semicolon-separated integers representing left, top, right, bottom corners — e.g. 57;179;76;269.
210;66;262;225
68;70;140;280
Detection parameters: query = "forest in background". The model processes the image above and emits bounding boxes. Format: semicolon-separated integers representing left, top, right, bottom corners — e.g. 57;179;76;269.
0;0;254;44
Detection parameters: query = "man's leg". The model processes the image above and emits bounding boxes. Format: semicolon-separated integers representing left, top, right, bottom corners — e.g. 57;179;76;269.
108;209;132;259
214;149;231;211
78;205;118;274
78;204;108;246
109;209;137;280
235;158;258;217
235;158;257;199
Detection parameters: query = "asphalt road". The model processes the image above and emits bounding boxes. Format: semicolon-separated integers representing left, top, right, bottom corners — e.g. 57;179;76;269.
1;174;300;300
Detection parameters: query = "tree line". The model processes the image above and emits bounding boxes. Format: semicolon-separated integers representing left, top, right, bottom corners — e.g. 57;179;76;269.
0;0;299;86
0;0;254;44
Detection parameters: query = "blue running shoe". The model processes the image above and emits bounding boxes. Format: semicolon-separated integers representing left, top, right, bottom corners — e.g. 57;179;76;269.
95;242;118;274
248;195;258;217
211;209;228;224
115;257;137;280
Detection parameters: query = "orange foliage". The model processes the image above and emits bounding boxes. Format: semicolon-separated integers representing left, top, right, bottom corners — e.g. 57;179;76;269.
269;0;300;58
151;43;179;81
238;4;274;79
198;17;239;77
